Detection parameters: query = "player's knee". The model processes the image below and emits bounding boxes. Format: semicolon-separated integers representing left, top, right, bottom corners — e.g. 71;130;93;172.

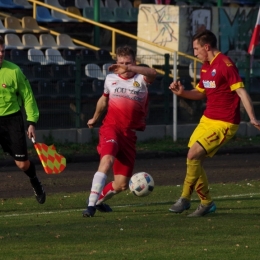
99;155;114;172
15;160;29;171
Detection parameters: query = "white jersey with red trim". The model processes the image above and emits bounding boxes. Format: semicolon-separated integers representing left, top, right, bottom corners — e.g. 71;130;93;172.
102;73;149;131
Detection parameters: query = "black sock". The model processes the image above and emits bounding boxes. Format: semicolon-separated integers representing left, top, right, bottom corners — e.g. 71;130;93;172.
24;161;37;179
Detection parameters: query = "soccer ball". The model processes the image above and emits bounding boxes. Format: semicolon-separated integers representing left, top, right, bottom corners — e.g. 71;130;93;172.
129;172;154;197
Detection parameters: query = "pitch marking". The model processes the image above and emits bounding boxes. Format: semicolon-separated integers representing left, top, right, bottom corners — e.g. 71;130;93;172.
1;192;260;218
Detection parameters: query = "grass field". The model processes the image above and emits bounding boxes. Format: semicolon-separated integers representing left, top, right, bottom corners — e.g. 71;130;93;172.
1;180;260;260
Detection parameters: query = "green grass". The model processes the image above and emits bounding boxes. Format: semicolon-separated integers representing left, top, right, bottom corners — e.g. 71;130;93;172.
1;181;260;260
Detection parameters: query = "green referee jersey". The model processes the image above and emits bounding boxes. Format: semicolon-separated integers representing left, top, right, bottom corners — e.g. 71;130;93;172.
0;60;39;124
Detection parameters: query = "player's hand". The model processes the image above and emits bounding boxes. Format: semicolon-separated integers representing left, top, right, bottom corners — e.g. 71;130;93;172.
87;118;96;128
169;80;184;96
108;64;128;75
27;125;36;139
251;118;260;131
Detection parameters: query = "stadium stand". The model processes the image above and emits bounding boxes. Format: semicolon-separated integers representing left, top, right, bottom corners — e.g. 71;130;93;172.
56;34;86;50
80;48;98;64
5;16;33;33
50;64;73;80
0;19;16;33
32;64;53;81
189;62;202;80
10;49;40;65
44;0;64;9
119;0;133;8
45;48;76;65
114;7;132;22
28;48;54;65
102;63;113;77
36;6;63;23
66;6;83;18
22;34;45;50
89;0;105;8
59;0;76;8
104;0;119;10
0;0;24;8
39;34;63;49
37;79;57;96
96;49;114;65
99;7;117;23
56;79;76;97
85;63;105;80
21;16;50;33
51;9;79;22
13;0;32;9
5;33;33;49
75;0;92;9
92;78;105;95
62;49;78;62
128;6;138;22
82;7;94;20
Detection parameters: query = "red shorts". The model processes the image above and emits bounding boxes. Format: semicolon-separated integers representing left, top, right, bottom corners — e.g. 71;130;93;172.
97;125;137;177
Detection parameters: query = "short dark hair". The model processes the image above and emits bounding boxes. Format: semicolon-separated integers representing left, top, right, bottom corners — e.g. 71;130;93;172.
0;35;4;45
116;45;136;61
192;30;217;48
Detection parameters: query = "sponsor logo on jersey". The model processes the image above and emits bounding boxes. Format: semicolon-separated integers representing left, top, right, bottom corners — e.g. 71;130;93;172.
106;139;118;144
112;82;117;85
211;69;216;76
202;80;216;88
133;81;140;87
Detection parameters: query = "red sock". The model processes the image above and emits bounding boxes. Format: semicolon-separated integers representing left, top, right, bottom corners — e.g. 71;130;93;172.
97;182;117;205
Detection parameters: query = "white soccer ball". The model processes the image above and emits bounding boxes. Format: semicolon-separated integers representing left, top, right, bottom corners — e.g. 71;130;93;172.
129;172;154;197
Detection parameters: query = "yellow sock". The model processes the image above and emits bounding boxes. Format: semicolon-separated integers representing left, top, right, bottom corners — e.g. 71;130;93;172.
181;159;201;200
195;167;212;205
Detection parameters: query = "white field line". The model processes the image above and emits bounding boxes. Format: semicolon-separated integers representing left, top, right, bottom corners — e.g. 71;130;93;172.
1;192;260;218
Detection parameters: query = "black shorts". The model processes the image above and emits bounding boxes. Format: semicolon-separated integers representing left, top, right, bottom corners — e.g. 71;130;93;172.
0;111;28;161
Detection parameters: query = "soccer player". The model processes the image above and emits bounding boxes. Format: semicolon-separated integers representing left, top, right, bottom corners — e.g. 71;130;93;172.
169;29;260;217
82;45;157;217
0;36;45;204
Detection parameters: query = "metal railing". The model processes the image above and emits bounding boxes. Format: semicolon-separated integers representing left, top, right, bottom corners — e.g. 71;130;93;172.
25;0;201;83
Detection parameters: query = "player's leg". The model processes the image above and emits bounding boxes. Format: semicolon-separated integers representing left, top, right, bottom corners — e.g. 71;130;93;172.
95;129;136;213
187;117;238;217
2;112;46;204
83;126;118;217
169;142;206;213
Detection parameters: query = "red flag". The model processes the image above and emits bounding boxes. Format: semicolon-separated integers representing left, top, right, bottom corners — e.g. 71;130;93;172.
248;8;260;55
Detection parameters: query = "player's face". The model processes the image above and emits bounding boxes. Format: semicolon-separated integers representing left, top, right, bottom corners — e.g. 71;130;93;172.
0;44;5;66
193;40;208;62
116;55;136;78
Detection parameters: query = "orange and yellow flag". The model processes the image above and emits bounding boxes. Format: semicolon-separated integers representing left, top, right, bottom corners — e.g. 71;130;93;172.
33;141;66;174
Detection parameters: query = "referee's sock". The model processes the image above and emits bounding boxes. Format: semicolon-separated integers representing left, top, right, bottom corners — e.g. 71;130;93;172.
24;161;37;179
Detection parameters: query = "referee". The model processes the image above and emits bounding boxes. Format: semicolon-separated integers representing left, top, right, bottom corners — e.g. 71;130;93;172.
0;36;45;204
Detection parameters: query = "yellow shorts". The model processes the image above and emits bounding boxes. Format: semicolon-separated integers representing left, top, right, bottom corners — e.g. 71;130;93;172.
188;115;239;157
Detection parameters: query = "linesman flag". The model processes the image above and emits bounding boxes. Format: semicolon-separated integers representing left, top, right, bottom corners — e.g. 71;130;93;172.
248;8;260;55
32;138;66;174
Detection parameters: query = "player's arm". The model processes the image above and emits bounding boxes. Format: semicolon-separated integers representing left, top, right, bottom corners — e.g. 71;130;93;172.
109;64;157;83
169;80;206;100
235;87;260;129
87;95;109;128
